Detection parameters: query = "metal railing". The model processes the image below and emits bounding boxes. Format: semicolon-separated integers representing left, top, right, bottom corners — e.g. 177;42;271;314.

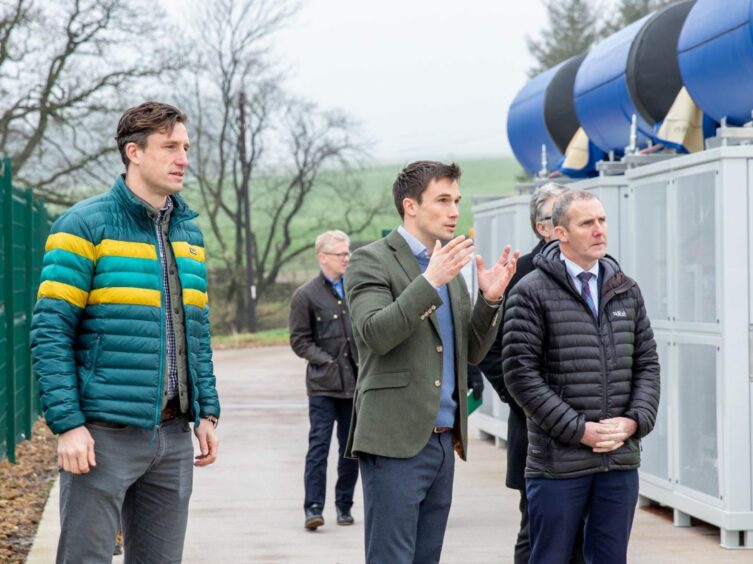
0;157;50;462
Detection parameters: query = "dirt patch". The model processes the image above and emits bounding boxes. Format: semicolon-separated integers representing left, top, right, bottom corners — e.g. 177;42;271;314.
0;419;57;563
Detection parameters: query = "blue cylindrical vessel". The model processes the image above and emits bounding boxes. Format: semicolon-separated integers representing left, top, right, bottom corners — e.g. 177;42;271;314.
507;61;566;176
574;15;654;154
679;0;753;125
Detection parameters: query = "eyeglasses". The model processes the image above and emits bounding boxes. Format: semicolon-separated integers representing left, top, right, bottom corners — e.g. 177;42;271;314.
537;216;552;223
322;252;351;259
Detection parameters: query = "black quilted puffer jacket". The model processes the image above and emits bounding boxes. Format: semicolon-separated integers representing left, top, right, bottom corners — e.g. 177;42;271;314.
501;241;660;479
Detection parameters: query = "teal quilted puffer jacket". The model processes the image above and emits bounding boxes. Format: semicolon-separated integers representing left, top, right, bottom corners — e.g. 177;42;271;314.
30;176;220;434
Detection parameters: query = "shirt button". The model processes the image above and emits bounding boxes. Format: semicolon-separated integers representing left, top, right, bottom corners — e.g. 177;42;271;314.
338;300;342;305
175;307;180;314
170;269;175;275
436;345;443;353
333;314;338;319
434;380;441;388
344;352;348;357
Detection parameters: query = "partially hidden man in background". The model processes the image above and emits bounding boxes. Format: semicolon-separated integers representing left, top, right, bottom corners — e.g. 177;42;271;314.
345;160;519;564
289;230;359;530
478;182;585;564
502;189;660;564
30;102;220;563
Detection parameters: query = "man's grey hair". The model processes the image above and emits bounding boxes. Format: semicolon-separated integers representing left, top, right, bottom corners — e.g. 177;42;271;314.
552;190;600;229
315;230;350;254
529;182;570;239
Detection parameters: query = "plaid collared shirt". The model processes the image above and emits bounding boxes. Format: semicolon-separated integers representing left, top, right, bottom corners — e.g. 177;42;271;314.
155;199;178;399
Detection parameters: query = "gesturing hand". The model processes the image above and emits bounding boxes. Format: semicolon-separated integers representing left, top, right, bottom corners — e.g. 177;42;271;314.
423;236;474;288
476;245;520;302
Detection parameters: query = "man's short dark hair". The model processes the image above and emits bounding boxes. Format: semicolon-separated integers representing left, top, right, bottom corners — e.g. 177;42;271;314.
552;189;599;229
392;161;461;218
116;102;188;168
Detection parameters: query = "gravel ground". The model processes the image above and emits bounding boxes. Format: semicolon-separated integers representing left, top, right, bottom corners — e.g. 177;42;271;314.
0;420;57;563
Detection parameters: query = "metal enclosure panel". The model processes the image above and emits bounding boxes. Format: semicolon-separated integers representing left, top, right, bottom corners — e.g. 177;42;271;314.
717;157;752;514
627;147;753;541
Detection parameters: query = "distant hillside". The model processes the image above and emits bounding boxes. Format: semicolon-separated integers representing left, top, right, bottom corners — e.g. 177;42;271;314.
183;156;524;279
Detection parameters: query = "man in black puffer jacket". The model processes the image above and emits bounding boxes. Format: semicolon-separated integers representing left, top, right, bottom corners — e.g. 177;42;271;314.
502;190;660;564
478;182;580;564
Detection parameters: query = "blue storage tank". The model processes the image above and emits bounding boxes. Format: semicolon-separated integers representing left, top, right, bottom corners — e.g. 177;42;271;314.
574;16;653;154
679;0;753;125
507;62;565;175
507;56;587;175
574;1;694;154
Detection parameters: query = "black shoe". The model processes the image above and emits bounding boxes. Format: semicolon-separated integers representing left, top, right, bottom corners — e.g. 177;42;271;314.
305;504;324;530
336;506;354;526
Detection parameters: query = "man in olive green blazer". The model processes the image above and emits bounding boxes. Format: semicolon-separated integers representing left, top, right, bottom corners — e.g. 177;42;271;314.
344;160;518;564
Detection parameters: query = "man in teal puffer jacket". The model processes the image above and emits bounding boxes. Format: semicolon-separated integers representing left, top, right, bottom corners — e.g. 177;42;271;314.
30;101;221;563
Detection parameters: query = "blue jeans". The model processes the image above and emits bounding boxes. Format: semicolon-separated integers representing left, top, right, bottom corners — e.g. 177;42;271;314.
303;396;358;510
527;469;639;564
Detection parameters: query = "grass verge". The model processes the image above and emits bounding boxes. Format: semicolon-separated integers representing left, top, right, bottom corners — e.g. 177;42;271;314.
212;328;290;349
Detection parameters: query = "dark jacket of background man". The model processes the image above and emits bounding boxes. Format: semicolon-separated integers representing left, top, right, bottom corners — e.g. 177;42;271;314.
479;238;544;490
290;273;358;398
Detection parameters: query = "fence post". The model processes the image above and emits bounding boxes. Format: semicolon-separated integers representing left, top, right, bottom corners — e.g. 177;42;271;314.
24;188;35;439
2;157;16;463
32;199;46;417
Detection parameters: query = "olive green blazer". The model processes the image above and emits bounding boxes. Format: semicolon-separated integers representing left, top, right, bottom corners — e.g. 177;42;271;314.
344;230;501;461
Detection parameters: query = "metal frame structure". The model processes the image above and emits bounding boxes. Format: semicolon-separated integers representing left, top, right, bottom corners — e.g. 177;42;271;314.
471;146;753;548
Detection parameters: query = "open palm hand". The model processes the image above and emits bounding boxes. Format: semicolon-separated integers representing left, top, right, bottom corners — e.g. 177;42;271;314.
476;245;520;302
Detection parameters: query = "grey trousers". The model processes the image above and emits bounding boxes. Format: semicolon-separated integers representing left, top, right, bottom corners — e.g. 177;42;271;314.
56;419;194;564
358;431;455;564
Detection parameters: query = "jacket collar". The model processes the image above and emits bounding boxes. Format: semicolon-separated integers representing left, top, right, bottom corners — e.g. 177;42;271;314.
110;174;198;227
387;229;422;281
534;240;634;300
386;228;463;340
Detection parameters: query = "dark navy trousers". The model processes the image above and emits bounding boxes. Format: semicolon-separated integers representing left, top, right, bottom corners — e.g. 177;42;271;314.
303;395;359;511
359;431;455;564
526;469;639;564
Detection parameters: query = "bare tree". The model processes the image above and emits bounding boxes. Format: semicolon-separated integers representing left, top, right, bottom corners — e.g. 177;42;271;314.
184;0;294;332
0;0;180;205
250;100;379;301
185;0;382;333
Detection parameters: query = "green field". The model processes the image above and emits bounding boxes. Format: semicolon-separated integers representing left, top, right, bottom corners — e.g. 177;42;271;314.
181;156;523;275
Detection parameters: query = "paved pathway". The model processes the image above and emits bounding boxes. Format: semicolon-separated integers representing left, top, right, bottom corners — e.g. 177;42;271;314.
27;346;751;562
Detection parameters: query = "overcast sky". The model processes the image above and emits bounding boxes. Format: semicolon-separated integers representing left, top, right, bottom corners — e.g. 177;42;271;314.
167;1;548;163
273;1;546;162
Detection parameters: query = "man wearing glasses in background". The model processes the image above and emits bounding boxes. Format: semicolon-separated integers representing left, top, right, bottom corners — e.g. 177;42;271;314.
289;230;359;530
